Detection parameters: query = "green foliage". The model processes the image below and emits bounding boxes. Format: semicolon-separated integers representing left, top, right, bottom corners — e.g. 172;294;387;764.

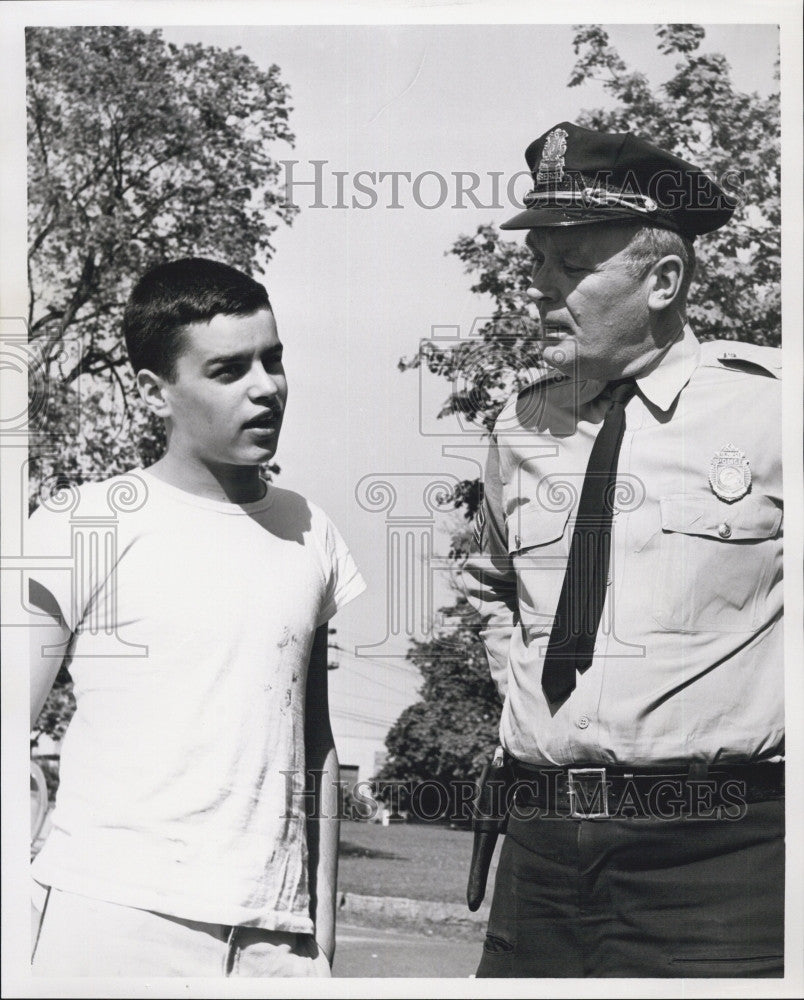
27;26;296;503
568;24;780;350
31;671;76;749
377;600;502;791
27;26;294;744
388;25;781;787
403;25;779;441
399;228;538;438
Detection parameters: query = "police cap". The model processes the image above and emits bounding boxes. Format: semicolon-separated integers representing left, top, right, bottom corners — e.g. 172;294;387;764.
501;121;736;238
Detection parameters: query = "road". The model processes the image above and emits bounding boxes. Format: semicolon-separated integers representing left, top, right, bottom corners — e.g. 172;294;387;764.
333;922;481;978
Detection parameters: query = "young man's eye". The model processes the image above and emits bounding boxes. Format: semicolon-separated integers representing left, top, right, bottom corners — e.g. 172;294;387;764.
262;348;284;370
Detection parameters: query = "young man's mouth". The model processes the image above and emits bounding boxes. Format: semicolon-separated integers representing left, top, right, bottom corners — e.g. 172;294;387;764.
243;410;280;431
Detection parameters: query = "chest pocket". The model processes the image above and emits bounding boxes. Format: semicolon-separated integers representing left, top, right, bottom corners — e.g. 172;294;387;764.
506;504;572;629
652;493;782;633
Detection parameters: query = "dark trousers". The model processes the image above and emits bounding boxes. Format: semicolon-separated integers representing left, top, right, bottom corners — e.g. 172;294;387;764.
477;798;784;978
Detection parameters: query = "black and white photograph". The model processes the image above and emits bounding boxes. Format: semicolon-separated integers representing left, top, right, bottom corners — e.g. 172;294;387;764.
1;1;802;995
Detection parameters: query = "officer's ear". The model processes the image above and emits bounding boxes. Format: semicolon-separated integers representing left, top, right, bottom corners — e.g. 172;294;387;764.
646;255;684;313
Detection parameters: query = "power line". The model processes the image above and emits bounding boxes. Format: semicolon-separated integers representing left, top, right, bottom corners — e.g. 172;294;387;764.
331;707;397;724
334;732;391;742
331;644;422;677
330;709;398;728
330;689;408;712
334;662;416;699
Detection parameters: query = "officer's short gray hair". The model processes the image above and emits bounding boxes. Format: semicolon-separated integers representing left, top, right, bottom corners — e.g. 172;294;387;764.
623;225;697;303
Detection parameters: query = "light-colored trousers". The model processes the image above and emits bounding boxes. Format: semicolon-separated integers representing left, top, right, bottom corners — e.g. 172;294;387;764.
32;887;331;978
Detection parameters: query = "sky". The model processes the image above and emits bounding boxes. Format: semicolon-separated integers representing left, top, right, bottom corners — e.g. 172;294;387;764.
158;21;782;777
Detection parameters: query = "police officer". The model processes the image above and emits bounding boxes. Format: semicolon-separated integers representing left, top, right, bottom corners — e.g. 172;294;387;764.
463;121;783;978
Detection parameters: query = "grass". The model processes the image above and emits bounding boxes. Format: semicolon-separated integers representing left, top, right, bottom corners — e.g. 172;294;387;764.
33;779;500;907
337;821;500;904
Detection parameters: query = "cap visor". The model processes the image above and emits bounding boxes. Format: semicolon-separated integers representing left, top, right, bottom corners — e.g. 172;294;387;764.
500;207;640;230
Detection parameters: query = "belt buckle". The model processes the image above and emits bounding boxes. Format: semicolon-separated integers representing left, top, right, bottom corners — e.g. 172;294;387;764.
567;767;609;819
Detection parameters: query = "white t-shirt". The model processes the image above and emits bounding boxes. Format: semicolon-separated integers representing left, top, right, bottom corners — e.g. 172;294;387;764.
28;469;365;931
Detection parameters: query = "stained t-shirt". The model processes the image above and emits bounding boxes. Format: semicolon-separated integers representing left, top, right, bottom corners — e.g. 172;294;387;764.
28;469;365;931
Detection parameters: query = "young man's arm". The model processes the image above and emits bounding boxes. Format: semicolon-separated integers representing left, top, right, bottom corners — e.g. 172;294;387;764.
304;622;339;966
29;579;73;728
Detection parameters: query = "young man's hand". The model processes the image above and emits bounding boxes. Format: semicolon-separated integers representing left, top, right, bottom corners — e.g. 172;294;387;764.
316;928;335;967
305;623;339;972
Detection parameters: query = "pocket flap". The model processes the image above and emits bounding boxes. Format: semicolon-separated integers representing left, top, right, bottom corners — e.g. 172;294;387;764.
659;494;781;541
507;504;572;553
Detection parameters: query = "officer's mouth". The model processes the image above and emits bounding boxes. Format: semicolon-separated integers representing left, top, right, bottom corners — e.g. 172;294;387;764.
539;323;573;341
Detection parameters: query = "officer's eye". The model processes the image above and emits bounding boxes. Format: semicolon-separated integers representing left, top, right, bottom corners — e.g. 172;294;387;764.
211;364;244;381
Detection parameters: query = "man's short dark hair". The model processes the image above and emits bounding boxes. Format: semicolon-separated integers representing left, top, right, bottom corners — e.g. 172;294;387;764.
123;258;272;380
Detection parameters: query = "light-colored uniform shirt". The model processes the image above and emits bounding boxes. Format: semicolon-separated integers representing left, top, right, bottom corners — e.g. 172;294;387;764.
462;327;783;767
28;470;366;931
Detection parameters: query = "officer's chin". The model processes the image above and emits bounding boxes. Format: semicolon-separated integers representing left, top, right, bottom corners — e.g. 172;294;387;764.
540;339;578;375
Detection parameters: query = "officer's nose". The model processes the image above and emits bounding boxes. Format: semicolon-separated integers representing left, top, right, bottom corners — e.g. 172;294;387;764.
527;280;558;305
527;262;559;303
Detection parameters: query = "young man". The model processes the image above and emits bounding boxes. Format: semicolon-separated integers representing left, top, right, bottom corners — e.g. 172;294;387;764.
28;258;365;977
463;123;783;977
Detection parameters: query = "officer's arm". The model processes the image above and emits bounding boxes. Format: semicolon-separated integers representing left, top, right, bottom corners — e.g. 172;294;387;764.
461;439;517;696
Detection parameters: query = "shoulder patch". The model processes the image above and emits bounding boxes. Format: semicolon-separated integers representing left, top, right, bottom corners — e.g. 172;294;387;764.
700;340;782;380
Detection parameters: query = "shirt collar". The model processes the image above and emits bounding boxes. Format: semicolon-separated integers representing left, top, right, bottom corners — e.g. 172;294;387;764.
635;324;700;412
533;324;700;412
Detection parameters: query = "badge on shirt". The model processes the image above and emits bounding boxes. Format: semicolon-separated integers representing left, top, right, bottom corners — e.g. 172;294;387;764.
709;444;751;502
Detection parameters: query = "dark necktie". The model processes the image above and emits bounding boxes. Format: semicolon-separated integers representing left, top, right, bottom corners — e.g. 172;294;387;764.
541;379;637;703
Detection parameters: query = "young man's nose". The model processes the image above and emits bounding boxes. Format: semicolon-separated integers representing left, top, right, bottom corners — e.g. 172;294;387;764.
247;365;281;400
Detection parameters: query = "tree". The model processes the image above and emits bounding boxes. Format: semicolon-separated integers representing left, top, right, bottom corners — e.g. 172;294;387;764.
387;24;781;786
27;26;297;502
31;671;76;750
403;24;780;477
27;26;297;746
376;599;502;818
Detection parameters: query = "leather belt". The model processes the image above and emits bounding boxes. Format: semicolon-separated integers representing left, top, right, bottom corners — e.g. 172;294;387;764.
506;758;784;820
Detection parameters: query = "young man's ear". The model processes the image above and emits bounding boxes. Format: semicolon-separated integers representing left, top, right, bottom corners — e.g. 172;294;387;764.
646;255;684;313
136;369;172;419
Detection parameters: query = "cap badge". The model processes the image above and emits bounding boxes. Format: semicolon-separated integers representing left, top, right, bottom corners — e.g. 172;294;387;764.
536;127;568;185
709;444;751;502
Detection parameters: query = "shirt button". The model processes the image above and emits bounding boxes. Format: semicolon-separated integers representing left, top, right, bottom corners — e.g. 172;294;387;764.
577;716;590;730
514;534;521;548
717;522;732;539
